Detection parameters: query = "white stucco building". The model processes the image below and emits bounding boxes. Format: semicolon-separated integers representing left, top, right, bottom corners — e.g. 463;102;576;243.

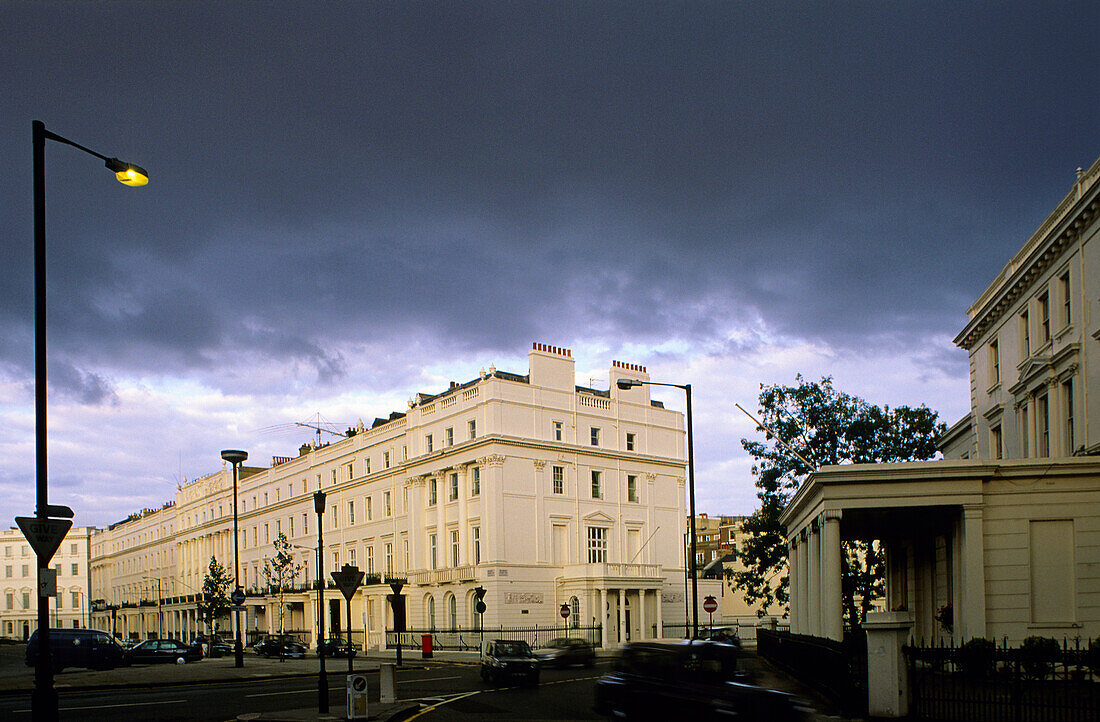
782;156;1100;645
91;344;699;647
0;526;93;640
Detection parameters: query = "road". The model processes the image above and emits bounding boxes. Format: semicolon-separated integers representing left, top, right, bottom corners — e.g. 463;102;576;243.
0;661;608;720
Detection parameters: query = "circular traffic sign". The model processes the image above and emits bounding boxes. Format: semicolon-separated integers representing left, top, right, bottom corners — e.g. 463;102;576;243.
475;600;486;614
560;603;570;619
231;589;245;606
703;596;718;613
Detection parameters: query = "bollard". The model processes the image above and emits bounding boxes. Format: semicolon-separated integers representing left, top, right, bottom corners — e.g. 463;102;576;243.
380;662;396;704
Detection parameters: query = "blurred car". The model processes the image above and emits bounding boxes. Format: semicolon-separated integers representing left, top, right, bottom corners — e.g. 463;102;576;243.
594;640;813;721
480;639;539;685
317;637;358;658
259;634;307;658
25;628;128;672
533;637;595;668
703;627;743;649
127;638;203;665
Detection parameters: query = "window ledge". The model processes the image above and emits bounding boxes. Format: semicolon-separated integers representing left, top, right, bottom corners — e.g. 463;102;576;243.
1055;323;1074;341
986;381;1002;395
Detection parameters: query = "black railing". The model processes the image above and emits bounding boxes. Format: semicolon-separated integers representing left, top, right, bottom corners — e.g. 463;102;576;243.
757;628;867;716
386;624;602;652
906;637;1100;722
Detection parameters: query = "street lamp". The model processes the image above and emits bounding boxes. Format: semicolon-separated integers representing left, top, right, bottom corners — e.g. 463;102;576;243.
221;449;248;668
32;120;147;722
617;377;700;639
314;490;328;714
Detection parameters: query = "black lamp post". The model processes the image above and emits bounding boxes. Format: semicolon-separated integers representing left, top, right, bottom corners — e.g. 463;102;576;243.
32;120;147;722
617;377;699;639
221;449;248;667
314;490;328;713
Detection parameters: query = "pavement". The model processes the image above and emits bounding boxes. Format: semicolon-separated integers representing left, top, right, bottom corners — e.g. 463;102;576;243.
0;643;859;721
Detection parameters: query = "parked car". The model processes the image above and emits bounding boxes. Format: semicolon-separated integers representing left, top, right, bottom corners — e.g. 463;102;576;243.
25;628;128;672
594;640;814;721
317;637;358;658
259;634;307;658
480;639;540;685
533;637;595;668
126;638;203;665
192;634;233;656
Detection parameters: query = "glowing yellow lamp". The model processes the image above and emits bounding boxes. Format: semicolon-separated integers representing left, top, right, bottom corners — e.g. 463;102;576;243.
104;158;149;187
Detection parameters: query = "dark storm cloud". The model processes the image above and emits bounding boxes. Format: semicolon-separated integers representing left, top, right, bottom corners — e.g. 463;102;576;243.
0;1;1097;397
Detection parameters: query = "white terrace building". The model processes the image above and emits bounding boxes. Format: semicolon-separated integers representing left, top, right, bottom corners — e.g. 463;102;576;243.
91;345;698;647
1;526;93;640
782;156;1100;645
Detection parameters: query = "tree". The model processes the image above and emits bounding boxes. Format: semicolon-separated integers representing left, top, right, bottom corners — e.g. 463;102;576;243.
197;556;233;638
261;532;302;637
730;375;946;629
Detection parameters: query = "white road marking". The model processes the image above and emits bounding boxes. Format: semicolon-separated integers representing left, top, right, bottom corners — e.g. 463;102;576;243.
15;700;186;713
397;675;461;684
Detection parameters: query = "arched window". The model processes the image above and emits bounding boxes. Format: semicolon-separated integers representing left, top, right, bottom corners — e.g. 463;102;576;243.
447;594;457;630
570;596;580;628
426;594;436;630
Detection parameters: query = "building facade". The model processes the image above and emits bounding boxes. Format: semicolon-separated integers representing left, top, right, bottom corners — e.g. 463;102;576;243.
782;156;1100;645
0;526;93;640
91;345;693;648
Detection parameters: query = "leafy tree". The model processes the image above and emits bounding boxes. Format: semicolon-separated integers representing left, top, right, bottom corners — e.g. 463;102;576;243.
197;556;233;637
729;375;946;630
262;532;302;636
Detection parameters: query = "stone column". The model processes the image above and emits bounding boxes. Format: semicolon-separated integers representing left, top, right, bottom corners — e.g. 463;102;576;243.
959;505;986;640
788;540;800;634
656;588;664;638
458;464;471;565
599;588;608;648
865;611;914;718
808;520;821;636
435;473;446;567
639;589;648;639
821;511;843;642
483;455;507;563
618;589;626;644
406;477;423;572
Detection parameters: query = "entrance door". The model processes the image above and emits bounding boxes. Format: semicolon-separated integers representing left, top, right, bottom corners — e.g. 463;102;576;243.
329;598;341;637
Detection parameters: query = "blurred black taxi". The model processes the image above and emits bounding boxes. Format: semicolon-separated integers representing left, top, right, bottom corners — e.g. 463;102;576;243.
594;640;813;721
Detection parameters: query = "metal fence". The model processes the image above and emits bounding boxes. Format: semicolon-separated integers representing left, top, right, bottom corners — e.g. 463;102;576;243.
386;624;602;652
757;628;867;716
906;637;1100;722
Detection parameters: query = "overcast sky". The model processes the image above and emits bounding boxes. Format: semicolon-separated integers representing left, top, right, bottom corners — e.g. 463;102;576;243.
1;1;1097;530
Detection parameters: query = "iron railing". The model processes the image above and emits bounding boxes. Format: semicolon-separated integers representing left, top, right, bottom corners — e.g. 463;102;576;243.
906;637;1100;722
386;624;602;652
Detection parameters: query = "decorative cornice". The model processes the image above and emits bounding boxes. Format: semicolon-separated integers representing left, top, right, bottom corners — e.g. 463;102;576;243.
955;162;1099;351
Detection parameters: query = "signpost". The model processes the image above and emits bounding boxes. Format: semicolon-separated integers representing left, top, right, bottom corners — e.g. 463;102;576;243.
388;578;406;667
703;595;718;635
560;602;570;635
331;564;365;673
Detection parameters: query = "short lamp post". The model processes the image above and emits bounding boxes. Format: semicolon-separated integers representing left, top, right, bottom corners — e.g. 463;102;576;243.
221;449;248;668
32;120;147;722
617;377;699;640
314;490;328;714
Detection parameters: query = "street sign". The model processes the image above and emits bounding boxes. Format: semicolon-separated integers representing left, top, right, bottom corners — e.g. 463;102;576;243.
331;564;366;601
560;603;570;620
16;516;71;563
703;596;718;613
230;589;245;606
475;600;486;614
39;568;56;597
